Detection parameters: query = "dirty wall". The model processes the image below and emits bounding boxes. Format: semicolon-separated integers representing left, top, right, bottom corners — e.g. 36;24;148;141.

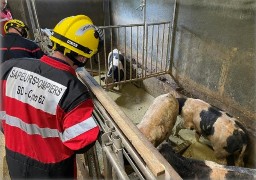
8;0;256;167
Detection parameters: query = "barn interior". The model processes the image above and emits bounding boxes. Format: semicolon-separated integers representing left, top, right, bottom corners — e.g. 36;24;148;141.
1;0;256;179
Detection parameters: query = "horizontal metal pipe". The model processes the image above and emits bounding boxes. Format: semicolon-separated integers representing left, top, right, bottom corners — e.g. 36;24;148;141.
101;72;169;88
98;21;172;29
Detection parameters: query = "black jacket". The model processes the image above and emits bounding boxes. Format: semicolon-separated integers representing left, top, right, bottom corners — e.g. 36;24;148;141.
0;33;45;62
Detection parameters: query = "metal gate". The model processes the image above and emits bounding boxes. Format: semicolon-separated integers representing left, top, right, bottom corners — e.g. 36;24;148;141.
87;20;175;89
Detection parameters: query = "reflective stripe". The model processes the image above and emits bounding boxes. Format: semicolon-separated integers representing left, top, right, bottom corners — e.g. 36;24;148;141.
62;117;98;142
0;111;6;119
5;114;97;142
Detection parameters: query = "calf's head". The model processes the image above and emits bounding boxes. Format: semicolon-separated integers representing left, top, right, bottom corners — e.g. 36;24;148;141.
106;49;124;83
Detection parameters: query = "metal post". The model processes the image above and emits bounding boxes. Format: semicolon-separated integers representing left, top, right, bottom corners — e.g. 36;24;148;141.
102;132;113;180
112;133;124;179
168;0;178;74
84;143;101;179
25;0;43;47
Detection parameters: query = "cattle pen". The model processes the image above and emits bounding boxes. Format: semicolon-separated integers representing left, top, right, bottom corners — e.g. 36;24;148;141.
1;0;256;179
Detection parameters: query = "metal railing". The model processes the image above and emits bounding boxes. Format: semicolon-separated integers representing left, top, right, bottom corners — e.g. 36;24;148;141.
87;20;175;89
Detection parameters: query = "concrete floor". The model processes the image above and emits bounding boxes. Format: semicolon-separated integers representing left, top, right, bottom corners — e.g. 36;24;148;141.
0;133;10;180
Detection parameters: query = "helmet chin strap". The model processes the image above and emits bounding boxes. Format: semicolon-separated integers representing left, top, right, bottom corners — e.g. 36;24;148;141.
54;44;87;67
66;53;87;67
12;27;24;37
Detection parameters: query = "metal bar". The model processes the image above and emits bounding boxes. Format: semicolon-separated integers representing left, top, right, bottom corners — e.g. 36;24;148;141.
150;25;154;74
136;26;139;79
25;0;38;39
102;146;112;179
161;24;166;72
101;71;170;88
123;27;127;82
112;134;124;180
31;0;41;34
26;0;44;49
122;150;145;180
130;26;133;80
144;21;149;77
168;0;178;74
112;134;124;167
156;25;160;73
98;21;171;29
102;145;130;180
142;0;146;79
165;22;172;72
84;143;101;179
97;50;102;86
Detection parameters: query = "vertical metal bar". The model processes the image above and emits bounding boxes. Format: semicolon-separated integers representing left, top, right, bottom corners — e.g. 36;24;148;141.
112;134;124;167
123;27;127;82
165;21;171;72
136;26;139;79
156;25;160;73
144;21;149;78
84;143;101;179
161;24;166;72
130;26;133;80
102;149;112;180
103;146;130;180
89;57;93;76
98;52;102;86
103;27;108;86
150;25;154;74
168;0;178;74
141;0;146;78
112;134;124;180
25;0;42;44
97;28;104;85
102;132;113;180
103;0;110;26
115;28;120;84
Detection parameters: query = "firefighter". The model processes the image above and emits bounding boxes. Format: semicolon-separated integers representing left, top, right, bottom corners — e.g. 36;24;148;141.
0;19;45;62
0;0;12;36
0;15;101;179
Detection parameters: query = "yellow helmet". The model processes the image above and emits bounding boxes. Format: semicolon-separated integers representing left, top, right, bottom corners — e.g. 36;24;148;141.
4;19;29;38
50;15;100;58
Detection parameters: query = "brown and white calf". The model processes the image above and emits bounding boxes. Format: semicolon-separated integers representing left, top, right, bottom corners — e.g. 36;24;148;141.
137;93;179;147
176;97;248;167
